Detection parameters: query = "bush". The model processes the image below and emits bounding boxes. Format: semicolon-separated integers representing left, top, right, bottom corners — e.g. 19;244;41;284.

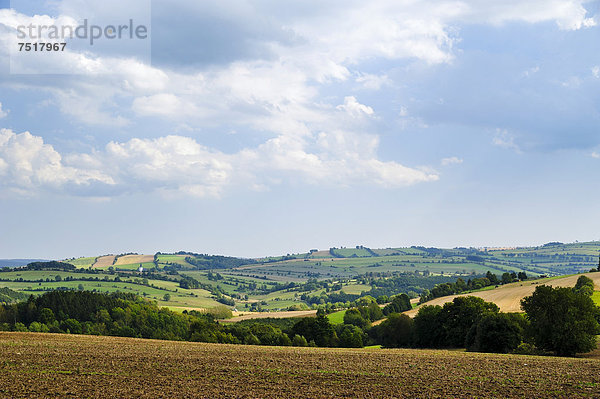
292;334;308;347
512;342;541;356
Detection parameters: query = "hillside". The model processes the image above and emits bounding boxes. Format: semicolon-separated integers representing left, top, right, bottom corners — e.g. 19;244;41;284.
406;272;600;316
0;241;597;317
0;259;49;268
0;332;598;398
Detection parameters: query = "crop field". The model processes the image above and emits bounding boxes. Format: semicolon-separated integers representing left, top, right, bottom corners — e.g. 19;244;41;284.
406;272;600;316
1;332;599;398
92;255;115;268
113;255;155;266
63;257;96;268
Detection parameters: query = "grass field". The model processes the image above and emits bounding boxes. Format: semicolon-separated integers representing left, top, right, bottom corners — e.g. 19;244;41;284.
327;309;346;324
0;332;599;398
592;291;600;306
63;257;96;268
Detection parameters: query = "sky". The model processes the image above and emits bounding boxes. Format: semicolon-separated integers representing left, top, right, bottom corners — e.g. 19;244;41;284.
0;0;599;259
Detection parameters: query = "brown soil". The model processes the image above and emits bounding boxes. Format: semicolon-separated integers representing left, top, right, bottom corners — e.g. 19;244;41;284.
1;332;599;398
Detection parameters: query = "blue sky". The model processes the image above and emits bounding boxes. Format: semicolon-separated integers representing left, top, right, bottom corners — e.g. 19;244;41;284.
0;0;599;259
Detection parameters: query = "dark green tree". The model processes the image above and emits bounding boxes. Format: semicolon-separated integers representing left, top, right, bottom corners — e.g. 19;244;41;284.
467;313;525;353
377;313;414;348
383;294;411;315
343;308;369;329
337;324;364;347
413;305;445;348
440;296;499;348
573;275;594;296
521;285;600;356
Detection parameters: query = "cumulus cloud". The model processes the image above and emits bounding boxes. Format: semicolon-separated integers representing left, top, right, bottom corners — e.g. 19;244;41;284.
0;129;114;194
336;96;374;118
0;129;438;197
591;151;600;159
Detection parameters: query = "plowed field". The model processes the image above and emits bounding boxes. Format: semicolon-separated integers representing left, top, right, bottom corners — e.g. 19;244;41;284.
1;332;599;398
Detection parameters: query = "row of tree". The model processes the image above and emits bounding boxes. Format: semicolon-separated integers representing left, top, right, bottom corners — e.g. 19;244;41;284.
375;276;599;356
419;271;527;303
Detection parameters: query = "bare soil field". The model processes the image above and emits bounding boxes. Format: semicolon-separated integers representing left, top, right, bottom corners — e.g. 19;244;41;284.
91;255;116;268
1;332;599;398
405;272;600;317
113;254;154;266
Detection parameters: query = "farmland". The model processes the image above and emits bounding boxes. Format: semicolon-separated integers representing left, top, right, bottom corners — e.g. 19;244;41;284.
0;332;599;398
0;241;598;319
407;271;600;316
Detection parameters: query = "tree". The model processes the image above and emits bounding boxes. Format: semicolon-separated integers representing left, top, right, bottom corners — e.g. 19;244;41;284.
163;293;171;301
337;324;364;347
377;313;414;348
440;296;499;348
573;275;594;296
78;284;85;291
383;294;411;315
521;285;600;356
413;305;445;348
485;271;499;285
343;308;369;329
517;272;528;281
467;313;525;353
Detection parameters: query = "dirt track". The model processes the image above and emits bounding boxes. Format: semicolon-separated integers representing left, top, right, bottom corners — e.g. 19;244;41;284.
405;272;600;316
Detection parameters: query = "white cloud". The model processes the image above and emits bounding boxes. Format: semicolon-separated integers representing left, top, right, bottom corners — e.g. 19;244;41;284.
0;129;113;194
355;73;391;90
522;66;540;78
0;129;438;197
0;103;7;119
592;66;600;79
441;157;463;166
493;129;521;153
336;96;374;118
591;151;600;159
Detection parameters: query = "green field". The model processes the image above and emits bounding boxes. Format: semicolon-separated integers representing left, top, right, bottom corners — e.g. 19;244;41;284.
3;241;598;315
592;291;600;306
327;309;346;324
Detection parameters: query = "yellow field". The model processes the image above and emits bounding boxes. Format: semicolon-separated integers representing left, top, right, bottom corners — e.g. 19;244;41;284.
406;272;600;316
114;254;154;266
91;255;115;268
223;310;317;322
